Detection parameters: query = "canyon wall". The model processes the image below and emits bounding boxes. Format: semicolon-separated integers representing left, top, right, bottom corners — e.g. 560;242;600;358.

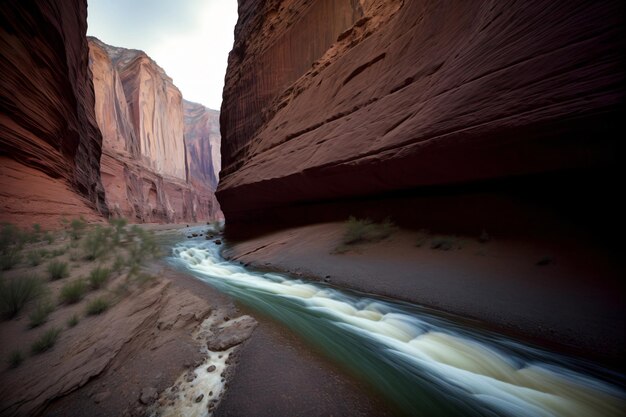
184;100;221;191
89;38;221;223
0;0;107;228
218;0;625;223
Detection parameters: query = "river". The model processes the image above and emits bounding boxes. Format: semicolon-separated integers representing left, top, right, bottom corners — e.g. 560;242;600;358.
167;236;625;417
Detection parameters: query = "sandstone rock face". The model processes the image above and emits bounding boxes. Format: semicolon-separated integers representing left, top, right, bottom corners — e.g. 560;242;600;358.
184;100;221;191
0;279;213;417
89;37;221;222
218;0;625;221
0;0;107;228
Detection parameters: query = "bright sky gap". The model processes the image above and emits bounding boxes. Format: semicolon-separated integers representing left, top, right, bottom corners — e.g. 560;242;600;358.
87;0;238;110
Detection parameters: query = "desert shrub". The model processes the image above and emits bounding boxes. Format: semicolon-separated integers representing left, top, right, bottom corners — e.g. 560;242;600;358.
86;297;110;315
112;255;126;273
430;237;455;251
26;251;43;266
0;275;43;318
67;314;80;328
31;327;61;354
127;227;159;265
47;261;69;280
7;350;24;368
0;248;22;270
88;267;111;290
82;226;110;261
69;217;86;240
69;251;80;262
28;299;54;328
341;216;395;245
1;223;20;251
109;218;127;245
59;279;87;304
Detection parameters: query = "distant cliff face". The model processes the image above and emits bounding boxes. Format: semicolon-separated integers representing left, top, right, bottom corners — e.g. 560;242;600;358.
183;100;221;191
0;0;107;228
89;38;221;222
218;0;625;222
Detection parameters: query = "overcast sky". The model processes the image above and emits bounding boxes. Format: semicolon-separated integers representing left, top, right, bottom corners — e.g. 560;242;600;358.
87;0;238;110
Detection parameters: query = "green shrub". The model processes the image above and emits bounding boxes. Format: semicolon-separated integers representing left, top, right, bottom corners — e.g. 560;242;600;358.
0;275;43;318
341;216;395;246
31;327;61;354
69;217;86;240
82;226;110;261
47;261;69;280
0;248;22;270
67;314;80;328
127;227;160;265
86;297;110;315
112;255;126;273
88;267;110;290
28;299;54;328
7;350;24;368
59;279;87;304
1;223;20;251
109;218;127;245
27;251;43;266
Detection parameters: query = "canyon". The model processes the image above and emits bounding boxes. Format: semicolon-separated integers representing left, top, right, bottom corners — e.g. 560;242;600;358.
88;37;221;223
217;0;625;229
1;1;626;416
1;4;221;227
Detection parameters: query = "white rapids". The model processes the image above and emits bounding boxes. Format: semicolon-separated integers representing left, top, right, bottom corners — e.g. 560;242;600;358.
172;241;625;417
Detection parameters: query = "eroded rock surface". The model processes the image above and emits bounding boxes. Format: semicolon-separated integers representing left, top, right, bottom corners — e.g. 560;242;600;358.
0;279;211;417
218;0;625;221
184;100;221;191
0;0;107;228
88;37;221;222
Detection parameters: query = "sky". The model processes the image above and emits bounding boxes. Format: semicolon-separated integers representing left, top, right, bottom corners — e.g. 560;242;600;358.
87;0;238;110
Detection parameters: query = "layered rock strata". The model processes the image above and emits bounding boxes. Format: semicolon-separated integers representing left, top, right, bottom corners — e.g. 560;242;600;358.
89;38;221;222
218;0;625;222
0;0;107;228
183;100;221;192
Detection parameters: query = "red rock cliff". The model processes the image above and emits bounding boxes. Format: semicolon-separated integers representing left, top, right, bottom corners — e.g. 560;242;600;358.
218;0;625;222
88;37;221;222
184;100;221;192
0;0;107;228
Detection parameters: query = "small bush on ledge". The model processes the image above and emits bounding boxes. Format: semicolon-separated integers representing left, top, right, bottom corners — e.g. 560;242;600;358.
31;327;61;354
47;261;69;280
335;216;396;253
86;297;110;316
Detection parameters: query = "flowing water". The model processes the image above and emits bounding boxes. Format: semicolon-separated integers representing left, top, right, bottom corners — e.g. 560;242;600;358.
168;237;625;417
